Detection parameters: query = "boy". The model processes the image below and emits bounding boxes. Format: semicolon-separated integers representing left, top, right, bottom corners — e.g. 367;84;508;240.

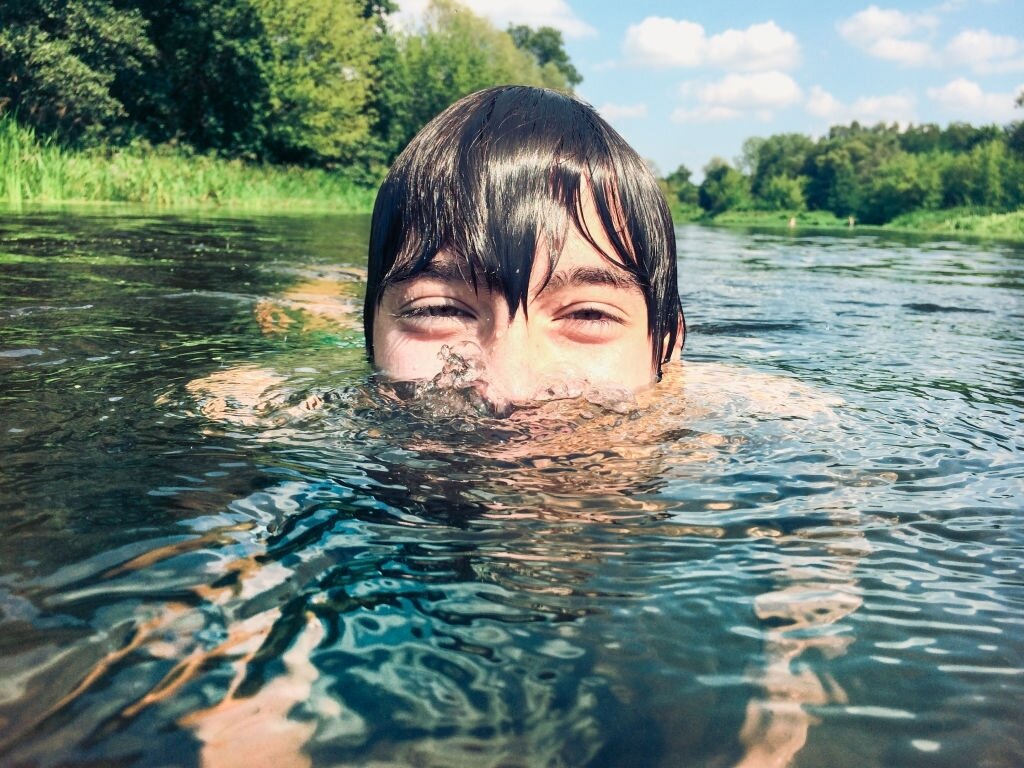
364;85;685;406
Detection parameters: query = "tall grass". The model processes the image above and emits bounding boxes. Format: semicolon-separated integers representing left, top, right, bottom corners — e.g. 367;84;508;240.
886;208;1024;239
0;115;377;212
0;116;68;205
700;206;1024;240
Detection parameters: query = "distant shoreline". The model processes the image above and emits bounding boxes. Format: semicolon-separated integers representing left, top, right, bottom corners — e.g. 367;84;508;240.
672;207;1024;242
2;199;1022;243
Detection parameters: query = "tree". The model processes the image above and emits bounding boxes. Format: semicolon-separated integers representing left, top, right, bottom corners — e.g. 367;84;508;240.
698;158;750;214
383;0;573;162
804;127;899;217
131;0;272;156
0;0;156;141
507;24;581;88
254;0;379;169
940;122;1001;152
736;136;764;177
761;175;807;212
748;132;814;199
860;150;937;222
860;153;940;224
899;123;943;154
1007;91;1024;157
664;164;699;207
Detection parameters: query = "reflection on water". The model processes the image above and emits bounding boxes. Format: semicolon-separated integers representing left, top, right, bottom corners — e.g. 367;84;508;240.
0;212;1021;767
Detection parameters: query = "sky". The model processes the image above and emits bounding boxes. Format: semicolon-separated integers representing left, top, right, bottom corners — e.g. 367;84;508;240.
394;0;1024;178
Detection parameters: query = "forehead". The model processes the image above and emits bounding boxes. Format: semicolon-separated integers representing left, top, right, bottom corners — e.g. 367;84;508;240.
387;221;641;297
393;181;636;282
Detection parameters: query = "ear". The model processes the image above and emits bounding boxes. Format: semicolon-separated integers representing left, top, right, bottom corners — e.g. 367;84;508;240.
662;314;686;363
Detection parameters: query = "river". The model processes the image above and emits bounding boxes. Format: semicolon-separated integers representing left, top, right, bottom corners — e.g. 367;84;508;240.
1;210;1021;767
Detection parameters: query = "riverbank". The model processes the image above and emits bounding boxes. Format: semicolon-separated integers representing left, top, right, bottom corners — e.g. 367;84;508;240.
690;208;1024;241
4;115;1022;239
0;116;376;213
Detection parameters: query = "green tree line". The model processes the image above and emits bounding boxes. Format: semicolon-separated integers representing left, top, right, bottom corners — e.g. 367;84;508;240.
0;0;579;185
3;0;1021;225
666;106;1024;225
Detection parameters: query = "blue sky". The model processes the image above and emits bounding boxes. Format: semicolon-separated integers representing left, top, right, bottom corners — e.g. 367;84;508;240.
395;1;1024;178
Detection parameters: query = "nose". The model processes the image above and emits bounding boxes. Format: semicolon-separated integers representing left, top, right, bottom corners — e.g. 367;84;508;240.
480;316;552;405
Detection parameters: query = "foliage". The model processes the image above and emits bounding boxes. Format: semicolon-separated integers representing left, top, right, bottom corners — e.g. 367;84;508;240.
859;152;940;224
385;0;573;160
663;164;699;208
748;133;814;198
0;113;374;210
698;158;750;214
507;24;582;87
4;0;1021;229
680;115;1023;226
254;0;378;169
885;208;1024;239
760;175;807;212
0;0;156;141
130;0;272;156
1;0;577;189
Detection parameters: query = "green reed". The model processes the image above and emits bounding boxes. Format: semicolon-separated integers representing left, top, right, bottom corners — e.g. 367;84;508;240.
0;115;376;212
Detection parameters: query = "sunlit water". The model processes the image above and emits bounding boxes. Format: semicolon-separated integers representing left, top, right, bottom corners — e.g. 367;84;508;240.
1;211;1021;767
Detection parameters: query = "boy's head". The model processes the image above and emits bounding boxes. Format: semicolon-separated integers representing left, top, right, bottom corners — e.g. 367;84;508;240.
363;85;684;402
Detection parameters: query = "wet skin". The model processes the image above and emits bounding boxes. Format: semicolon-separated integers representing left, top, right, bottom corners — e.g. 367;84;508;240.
372;212;664;405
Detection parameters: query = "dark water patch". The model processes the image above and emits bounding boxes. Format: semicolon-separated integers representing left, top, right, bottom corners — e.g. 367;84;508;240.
689;320;808;336
903;302;992;313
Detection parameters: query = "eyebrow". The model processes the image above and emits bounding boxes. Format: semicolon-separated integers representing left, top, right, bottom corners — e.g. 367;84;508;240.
538;266;643;296
385;260;642;296
388;258;477;287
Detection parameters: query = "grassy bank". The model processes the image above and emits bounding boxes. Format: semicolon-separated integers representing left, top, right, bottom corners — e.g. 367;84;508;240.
0;115;376;212
884;208;1024;239
5;114;1022;239
690;207;1024;241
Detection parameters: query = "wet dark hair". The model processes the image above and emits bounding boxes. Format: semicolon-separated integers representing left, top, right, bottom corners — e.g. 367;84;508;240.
363;85;684;373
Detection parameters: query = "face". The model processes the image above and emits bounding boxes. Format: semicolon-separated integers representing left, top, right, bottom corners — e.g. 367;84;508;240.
372;206;658;405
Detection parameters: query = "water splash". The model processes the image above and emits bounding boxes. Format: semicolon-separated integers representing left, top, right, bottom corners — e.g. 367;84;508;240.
384;343;638;423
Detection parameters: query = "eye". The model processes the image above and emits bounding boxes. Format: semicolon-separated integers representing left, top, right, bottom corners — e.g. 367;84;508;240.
393;301;477;333
564;308;620;324
556;305;627;342
399;304;473;319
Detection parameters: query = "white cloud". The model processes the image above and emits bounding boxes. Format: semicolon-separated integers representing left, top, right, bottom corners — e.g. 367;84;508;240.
670;105;743;123
869;37;934;65
672;72;801;123
391;0;596;38
695;72;803;108
927;77;1021;122
805;85;917;125
806;86;843;119
837;5;937;65
838;5;937;43
946;30;1024;73
623;17;799;70
597;102;648;121
706;22;800;71
623;17;706;68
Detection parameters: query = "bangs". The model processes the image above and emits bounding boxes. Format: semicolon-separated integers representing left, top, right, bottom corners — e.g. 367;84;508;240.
364;86;682;369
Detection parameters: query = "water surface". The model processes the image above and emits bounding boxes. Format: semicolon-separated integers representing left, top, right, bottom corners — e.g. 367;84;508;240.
1;211;1021;767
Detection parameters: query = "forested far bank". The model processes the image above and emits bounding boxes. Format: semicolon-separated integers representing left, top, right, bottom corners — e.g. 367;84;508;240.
665;110;1024;230
1;0;1022;238
0;0;578;193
